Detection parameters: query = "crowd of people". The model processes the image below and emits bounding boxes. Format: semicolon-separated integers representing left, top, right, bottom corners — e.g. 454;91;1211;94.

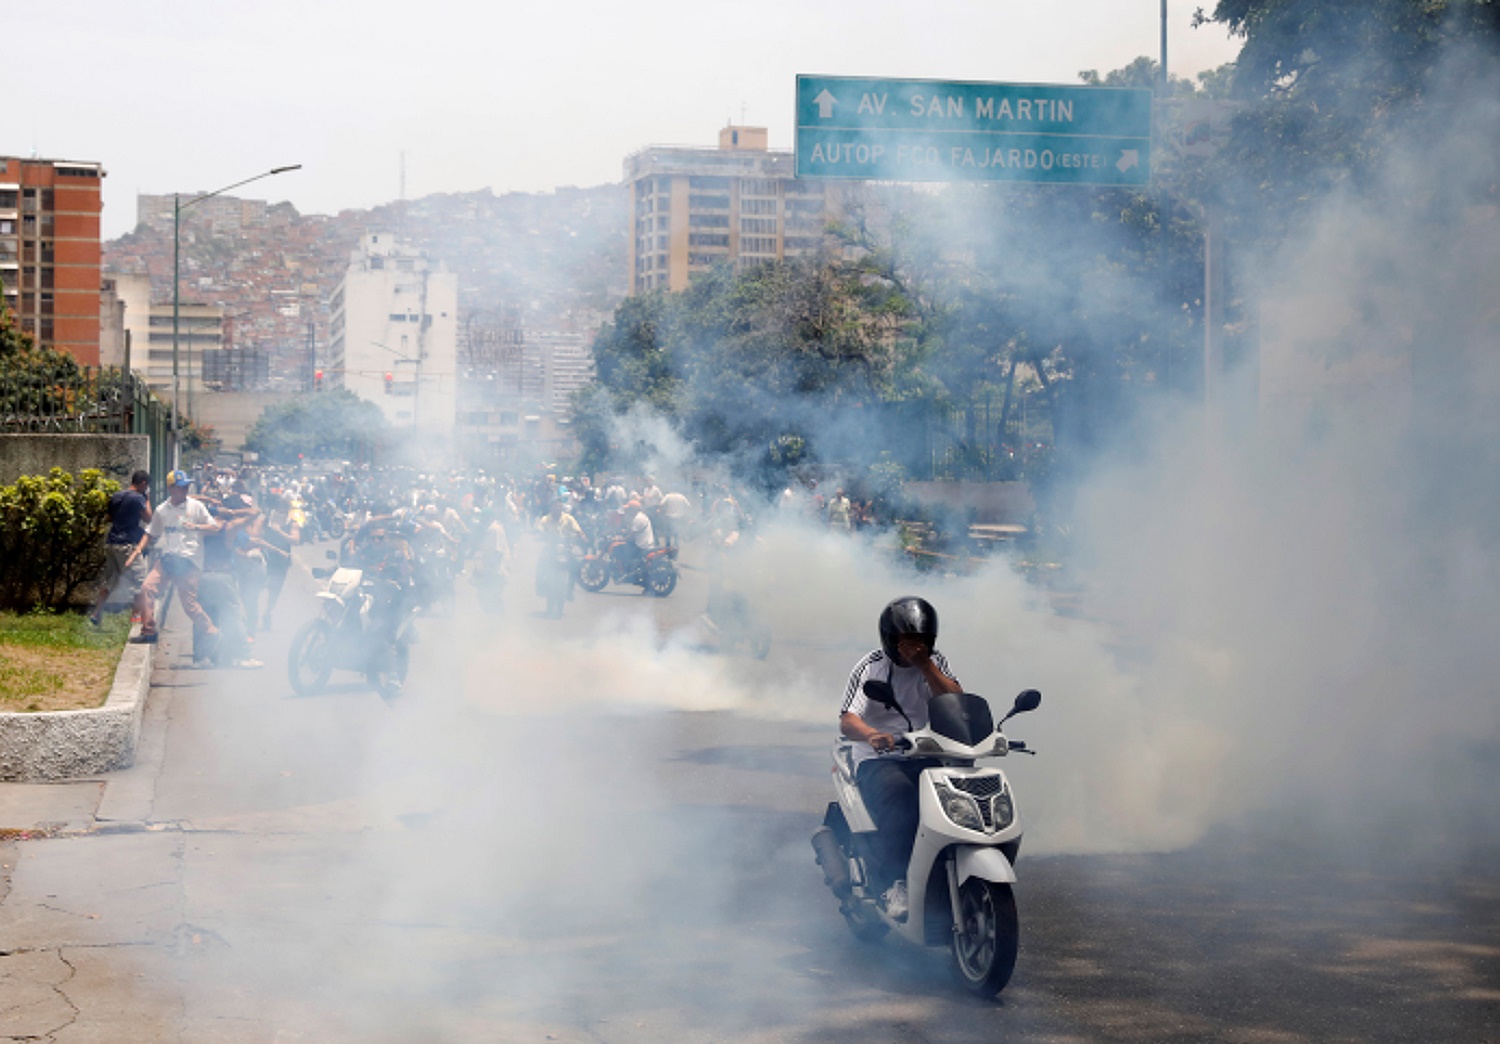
89;458;896;665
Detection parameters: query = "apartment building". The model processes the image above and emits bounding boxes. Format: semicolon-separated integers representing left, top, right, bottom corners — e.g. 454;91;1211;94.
328;234;458;436
0;157;105;365
623;126;839;295
142;302;226;396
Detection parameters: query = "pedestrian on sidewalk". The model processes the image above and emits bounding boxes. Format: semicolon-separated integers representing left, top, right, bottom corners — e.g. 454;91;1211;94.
90;469;152;625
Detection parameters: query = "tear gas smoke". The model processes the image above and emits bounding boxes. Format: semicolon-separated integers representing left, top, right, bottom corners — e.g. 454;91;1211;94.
161;37;1500;1034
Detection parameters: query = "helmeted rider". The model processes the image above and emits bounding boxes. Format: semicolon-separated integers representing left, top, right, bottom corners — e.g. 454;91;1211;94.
839;596;963;920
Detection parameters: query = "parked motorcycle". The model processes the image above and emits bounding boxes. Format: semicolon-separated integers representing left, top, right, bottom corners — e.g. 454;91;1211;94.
811;681;1041;997
287;556;418;700
577;538;678;597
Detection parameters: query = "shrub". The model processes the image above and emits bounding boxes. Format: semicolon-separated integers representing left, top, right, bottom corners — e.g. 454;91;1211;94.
0;468;118;610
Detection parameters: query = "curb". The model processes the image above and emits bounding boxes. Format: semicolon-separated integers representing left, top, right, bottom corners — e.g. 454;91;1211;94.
0;623;154;782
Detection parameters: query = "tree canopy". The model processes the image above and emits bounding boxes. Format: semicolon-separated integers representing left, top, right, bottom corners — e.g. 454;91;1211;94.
243;390;389;464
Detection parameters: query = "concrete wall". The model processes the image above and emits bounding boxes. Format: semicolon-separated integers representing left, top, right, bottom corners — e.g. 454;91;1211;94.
192;390;298;452
0;434;150;486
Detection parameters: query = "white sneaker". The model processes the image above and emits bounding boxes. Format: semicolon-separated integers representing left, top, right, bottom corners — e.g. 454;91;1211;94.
880;880;908;921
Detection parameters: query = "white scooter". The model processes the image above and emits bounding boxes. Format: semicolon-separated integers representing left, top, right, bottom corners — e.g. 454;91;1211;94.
812;680;1041;996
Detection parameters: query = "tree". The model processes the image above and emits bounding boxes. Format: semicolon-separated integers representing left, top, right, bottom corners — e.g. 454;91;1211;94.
1194;0;1500;246
243;390;388;464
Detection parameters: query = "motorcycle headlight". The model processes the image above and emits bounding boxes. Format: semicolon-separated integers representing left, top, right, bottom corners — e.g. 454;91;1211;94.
991;791;1014;830
936;786;985;831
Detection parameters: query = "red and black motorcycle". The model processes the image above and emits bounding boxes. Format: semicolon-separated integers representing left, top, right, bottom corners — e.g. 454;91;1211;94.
577;538;678;597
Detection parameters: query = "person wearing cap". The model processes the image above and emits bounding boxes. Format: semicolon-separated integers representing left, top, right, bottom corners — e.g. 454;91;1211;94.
132;469;222;648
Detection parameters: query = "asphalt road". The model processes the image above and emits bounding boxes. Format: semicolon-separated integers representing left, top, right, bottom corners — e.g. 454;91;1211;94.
2;536;1498;1042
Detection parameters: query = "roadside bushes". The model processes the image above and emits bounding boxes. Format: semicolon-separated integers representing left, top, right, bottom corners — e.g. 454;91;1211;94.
0;468;118;610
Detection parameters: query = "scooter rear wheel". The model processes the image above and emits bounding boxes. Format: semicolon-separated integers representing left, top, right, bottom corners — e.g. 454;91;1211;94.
951;879;1018;996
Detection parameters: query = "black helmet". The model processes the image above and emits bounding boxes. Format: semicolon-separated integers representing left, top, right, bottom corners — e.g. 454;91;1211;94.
879;596;938;667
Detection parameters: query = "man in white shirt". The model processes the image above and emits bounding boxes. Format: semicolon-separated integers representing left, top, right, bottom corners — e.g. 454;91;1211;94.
621;500;655;580
839;597;962;920
133;470;222;646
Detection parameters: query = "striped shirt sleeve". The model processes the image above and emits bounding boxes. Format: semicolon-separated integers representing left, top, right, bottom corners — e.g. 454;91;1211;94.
842;650;884;715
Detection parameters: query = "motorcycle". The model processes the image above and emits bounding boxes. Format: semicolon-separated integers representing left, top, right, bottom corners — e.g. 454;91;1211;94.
287;556;418;700
577;538;678;597
811;681;1042;997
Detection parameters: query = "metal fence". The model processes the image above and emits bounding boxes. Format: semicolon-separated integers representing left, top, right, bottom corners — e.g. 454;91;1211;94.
0;364;176;482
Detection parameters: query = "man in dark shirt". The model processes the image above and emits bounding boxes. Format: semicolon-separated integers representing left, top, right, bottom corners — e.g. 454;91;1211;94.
90;470;152;625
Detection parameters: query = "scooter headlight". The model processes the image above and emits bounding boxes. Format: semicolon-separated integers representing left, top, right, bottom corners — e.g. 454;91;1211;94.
991;790;1014;830
936;785;985;832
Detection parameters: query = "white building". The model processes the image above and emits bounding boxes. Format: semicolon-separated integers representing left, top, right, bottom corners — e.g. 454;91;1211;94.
528;331;596;418
328;234;458;438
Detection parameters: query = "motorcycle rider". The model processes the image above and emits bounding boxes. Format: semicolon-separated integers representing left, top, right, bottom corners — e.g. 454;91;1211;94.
621;500;655;581
838;596;962;920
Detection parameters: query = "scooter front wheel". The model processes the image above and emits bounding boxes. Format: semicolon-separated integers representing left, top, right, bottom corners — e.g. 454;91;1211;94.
951;879;1018;996
287;620;333;696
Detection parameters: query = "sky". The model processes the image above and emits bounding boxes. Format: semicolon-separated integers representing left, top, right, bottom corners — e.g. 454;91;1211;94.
20;0;1242;240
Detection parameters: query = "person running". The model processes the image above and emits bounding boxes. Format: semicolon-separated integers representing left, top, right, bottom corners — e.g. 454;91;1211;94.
90;470;152;626
133;470;221;648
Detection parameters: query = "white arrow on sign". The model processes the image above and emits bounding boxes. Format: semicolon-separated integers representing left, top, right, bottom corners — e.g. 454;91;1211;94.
813;89;838;118
1116;149;1140;173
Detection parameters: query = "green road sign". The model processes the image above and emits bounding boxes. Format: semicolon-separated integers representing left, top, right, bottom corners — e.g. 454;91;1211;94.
795;75;1152;187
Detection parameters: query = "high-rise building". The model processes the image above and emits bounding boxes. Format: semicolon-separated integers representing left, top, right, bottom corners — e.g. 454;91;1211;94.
0;157;105;365
623;126;840;295
328;234;458;436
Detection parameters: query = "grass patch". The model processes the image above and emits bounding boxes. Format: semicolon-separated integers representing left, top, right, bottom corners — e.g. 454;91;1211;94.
0;609;132;712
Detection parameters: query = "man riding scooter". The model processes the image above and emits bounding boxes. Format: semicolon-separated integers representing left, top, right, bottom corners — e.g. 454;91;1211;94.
839;596;963;920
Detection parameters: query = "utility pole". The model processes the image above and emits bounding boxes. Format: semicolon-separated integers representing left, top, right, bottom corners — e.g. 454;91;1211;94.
1161;0;1169;92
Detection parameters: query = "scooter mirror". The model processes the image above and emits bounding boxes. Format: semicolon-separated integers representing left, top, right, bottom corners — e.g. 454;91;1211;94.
998;688;1041;727
862;679;898;709
862;679;913;731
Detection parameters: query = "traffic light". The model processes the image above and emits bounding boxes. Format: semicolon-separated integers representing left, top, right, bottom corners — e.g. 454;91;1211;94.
384;372;394;395
313;369;324;392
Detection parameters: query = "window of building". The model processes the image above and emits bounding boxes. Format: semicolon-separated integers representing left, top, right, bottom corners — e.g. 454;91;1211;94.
0;191;16;208
688;233;729;248
742;199;776;216
742;236;777;254
688;253;727;267
689;194;730;210
690;214;729;228
786;198;825;214
396;259;414;271
390;314;408;322
656;216;669;230
741;179;778;196
370;257;385;270
689;176;730;189
741;218;777;234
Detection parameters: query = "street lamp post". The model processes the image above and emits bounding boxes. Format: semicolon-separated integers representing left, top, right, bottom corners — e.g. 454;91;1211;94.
172;164;301;467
